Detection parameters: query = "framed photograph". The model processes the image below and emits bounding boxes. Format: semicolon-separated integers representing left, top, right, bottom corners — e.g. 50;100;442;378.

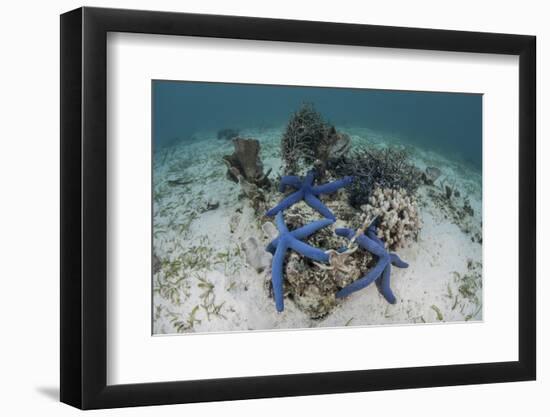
60;6;536;409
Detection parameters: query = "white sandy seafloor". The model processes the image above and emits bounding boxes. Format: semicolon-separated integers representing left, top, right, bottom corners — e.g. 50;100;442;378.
152;127;483;334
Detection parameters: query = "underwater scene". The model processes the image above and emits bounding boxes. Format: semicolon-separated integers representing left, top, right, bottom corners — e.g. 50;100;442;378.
152;80;482;334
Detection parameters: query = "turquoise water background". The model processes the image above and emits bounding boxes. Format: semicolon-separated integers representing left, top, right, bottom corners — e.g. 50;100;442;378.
153;80;482;170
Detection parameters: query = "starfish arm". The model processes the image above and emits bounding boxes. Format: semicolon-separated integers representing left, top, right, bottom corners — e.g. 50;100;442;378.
266;190;304;217
366;216;381;232
279;175;302;192
390;253;409;268
275;212;289;233
266;237;279;254
304;171;316;186
291;218;334;240
312;176;354;195
336;255;389;298
365;218;385;248
335;227;356;240
366;229;385;248
376;264;397;304
304;193;336;220
287;238;330;263
356;235;387;256
271;242;288;312
266;213;290;252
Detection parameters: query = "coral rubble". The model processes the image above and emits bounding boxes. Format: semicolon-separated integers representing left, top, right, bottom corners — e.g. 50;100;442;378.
281;211;371;318
285;250;356;319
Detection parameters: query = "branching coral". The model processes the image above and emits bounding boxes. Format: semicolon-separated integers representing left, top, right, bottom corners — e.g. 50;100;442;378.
328;146;422;208
281;103;326;172
360;187;421;250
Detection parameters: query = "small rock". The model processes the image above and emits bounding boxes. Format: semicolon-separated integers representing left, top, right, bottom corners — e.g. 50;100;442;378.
423;166;442;185
463;200;474;216
205;200;219;211
241;237;272;272
261;222;278;240
445;185;452;199
229;213;240;233
326;131;351;160
153;253;162;274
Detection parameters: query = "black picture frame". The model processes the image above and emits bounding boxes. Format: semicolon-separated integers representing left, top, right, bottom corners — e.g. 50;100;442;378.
60;6;536;410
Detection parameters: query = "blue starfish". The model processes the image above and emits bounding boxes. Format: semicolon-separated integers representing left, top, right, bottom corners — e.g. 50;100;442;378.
266;212;334;312
335;219;408;304
266;171;353;220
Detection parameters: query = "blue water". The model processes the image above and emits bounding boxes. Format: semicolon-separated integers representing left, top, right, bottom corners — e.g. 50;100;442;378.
153;80;482;170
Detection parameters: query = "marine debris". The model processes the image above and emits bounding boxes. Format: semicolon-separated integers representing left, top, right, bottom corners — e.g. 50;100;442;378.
217;128;240;140
360;187;421;250
266;171;353;220
335;218;408;303
328;146;422;208
266;212;334;312
281;103;351;174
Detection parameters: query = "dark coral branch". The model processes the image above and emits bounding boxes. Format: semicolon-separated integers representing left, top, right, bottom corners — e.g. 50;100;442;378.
327;146;421;208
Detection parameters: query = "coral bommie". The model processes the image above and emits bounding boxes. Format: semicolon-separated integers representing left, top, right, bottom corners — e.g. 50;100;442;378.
360;187;421;250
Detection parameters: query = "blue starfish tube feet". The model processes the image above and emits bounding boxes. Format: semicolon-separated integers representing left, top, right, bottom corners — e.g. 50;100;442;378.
335;220;408;303
266;212;334;312
266;171;353;220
